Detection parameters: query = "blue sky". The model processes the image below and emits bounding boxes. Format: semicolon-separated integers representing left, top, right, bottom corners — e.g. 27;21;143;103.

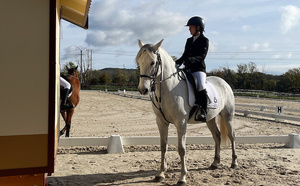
60;0;300;75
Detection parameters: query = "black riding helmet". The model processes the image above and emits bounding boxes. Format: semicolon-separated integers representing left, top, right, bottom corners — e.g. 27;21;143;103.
186;16;205;33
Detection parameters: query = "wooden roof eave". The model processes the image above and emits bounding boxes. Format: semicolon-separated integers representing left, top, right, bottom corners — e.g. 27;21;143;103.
61;0;91;29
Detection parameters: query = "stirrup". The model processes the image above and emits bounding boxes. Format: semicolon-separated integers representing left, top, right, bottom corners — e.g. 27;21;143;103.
195;106;206;122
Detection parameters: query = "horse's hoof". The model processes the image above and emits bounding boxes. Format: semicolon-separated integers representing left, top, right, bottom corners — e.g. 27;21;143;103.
153;176;164;182
59;131;64;136
177;181;186;186
231;164;238;169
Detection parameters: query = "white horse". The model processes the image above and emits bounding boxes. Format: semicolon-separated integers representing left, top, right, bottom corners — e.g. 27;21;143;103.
136;39;238;186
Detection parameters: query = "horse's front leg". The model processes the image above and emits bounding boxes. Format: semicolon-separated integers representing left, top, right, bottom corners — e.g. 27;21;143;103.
176;121;187;186
65;109;74;137
154;117;169;182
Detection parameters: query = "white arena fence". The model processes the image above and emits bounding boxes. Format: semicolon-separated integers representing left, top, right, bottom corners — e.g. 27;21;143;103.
59;91;299;153
59;134;300;153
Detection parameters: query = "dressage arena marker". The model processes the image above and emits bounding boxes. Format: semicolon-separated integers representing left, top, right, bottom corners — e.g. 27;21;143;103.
59;133;300;153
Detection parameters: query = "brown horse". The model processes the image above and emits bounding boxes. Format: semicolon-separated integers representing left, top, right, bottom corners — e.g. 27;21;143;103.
60;66;80;137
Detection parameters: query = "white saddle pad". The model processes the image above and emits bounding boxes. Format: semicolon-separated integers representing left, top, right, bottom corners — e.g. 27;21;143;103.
186;75;219;109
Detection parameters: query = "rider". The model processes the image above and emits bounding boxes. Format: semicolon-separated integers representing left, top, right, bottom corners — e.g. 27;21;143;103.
175;16;209;121
60;77;74;111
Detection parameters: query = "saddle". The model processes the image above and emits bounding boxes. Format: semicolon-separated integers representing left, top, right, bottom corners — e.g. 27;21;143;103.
182;70;219;116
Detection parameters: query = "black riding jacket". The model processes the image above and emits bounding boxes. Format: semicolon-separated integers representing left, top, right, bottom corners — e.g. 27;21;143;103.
176;34;209;73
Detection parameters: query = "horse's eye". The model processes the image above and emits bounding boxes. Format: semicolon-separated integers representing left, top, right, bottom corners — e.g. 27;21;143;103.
151;61;155;66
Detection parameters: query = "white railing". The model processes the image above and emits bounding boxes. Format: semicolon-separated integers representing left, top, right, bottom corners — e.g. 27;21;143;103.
59;134;300;153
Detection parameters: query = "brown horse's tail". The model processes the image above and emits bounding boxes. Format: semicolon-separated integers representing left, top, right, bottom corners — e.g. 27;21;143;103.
220;115;229;147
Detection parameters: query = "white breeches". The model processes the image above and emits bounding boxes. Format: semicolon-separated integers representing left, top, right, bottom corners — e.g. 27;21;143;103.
60;77;71;89
192;71;206;91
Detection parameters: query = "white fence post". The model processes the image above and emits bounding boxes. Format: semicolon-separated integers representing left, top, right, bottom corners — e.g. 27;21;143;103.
260;106;266;111
107;135;124;154
286;133;300;148
244;109;251;117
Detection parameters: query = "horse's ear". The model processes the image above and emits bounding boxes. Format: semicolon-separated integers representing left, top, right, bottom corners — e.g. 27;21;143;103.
66;66;69;70
138;39;144;48
153;39;164;52
75;66;78;70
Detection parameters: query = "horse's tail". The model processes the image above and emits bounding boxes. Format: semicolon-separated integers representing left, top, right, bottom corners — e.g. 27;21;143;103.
220;115;229;147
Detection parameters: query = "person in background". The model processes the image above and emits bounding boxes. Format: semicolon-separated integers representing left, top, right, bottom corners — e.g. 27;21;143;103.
60;77;74;111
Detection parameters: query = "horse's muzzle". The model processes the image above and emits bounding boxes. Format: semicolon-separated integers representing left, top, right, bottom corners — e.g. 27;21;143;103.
138;88;149;95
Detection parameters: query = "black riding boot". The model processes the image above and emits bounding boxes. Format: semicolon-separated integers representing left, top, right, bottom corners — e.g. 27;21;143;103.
61;88;74;111
195;89;207;122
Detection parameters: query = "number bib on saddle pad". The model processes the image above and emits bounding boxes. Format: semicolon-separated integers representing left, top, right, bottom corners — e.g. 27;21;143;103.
185;74;220;109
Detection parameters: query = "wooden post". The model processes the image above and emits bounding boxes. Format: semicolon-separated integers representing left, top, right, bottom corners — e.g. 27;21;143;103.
0;174;46;186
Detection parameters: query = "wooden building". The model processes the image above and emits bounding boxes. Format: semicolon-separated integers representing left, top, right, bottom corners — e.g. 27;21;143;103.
0;0;91;185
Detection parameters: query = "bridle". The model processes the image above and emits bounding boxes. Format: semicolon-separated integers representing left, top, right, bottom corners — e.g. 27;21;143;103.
139;52;162;91
68;69;79;80
138;51;183;124
139;52;182;91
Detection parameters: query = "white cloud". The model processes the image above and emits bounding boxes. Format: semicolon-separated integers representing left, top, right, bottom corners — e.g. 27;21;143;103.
61;45;77;60
280;5;300;34
252;42;270;51
272;52;292;59
85;0;186;47
209;41;218;52
242;25;251;32
240;46;248;51
211;31;219;35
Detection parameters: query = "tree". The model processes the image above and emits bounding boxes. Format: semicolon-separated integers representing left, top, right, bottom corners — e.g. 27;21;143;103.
248;61;258;73
112;69;129;86
237;63;248;74
279;68;300;93
99;72;111;84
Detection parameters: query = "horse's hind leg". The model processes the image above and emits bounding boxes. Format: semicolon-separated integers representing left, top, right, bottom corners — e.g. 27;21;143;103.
60;111;67;136
206;118;221;169
154;117;169;182
221;111;238;168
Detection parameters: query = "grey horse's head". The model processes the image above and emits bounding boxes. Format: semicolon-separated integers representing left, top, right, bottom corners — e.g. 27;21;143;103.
136;39;164;95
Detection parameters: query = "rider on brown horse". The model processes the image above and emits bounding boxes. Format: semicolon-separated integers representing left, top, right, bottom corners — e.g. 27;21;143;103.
60;77;74;111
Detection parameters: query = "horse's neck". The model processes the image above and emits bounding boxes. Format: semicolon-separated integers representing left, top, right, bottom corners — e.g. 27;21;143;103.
155;52;178;92
68;76;80;88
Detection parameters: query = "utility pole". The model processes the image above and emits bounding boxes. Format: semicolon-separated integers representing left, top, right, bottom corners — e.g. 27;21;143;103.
77;47;85;85
90;49;92;71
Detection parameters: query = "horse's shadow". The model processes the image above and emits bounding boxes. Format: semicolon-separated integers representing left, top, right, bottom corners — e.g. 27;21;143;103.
48;167;213;186
48;170;159;185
